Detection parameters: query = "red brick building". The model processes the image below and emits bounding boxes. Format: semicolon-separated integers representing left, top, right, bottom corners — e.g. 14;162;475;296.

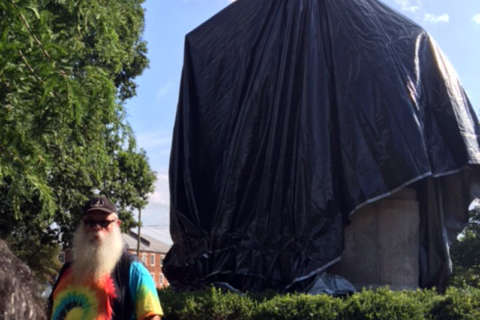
122;230;171;288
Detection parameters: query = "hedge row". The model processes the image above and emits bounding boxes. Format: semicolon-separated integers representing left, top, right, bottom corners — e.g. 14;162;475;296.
157;286;480;320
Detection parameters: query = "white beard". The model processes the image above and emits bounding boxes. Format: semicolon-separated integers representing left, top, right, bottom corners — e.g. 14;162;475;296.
71;223;124;283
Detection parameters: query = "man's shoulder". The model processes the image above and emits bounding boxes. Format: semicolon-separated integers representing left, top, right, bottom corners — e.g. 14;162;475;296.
129;258;149;275
122;250;138;261
112;250;138;281
57;262;73;279
114;250;152;283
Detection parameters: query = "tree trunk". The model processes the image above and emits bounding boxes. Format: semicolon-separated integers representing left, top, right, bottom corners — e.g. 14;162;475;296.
136;207;142;257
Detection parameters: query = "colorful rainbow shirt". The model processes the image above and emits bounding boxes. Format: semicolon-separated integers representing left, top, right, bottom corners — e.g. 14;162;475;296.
50;254;163;320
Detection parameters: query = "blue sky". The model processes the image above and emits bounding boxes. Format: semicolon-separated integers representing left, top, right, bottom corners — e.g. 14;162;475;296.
125;0;480;243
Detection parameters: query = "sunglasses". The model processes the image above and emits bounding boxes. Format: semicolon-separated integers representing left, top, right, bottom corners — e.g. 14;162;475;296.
83;219;117;229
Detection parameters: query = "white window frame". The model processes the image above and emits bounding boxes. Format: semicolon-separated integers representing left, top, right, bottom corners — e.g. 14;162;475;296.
150;253;155;266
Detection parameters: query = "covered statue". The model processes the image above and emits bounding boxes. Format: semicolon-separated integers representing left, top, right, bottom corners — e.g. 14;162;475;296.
164;0;480;292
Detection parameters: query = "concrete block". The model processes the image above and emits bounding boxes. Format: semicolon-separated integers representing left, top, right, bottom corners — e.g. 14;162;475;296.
330;188;419;290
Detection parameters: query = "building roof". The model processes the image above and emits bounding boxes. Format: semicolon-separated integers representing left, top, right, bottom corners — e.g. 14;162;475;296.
122;230;170;254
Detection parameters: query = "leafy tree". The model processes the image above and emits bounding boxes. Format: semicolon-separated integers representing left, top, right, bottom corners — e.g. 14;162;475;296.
0;0;155;281
450;205;480;288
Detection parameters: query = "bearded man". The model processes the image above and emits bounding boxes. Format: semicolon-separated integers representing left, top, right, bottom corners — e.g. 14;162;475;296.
48;196;163;320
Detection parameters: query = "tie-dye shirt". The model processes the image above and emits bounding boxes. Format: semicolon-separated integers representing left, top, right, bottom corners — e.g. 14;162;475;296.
50;253;163;320
128;261;163;320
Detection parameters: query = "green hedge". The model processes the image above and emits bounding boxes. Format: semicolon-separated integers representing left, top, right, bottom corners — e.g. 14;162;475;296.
157;286;480;320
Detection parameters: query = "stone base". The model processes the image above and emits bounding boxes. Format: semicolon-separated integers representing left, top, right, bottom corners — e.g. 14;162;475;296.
329;188;419;290
0;240;46;320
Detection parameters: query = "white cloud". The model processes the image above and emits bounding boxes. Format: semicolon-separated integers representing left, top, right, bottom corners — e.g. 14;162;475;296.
424;13;450;23
155;81;175;101
138;172;170;229
473;13;480;24
136;131;172;150
134;130;172;170
142;226;172;244
149;173;170;207
141;202;169;224
395;0;421;13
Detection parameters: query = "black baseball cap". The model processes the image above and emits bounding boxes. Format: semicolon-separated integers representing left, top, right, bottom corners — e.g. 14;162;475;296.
84;195;117;215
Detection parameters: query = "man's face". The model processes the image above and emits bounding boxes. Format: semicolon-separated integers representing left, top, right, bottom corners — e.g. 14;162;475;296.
82;212;120;243
73;211;124;281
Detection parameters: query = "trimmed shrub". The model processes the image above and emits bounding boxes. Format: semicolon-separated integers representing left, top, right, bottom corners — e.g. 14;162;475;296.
341;288;426;320
157;286;480;320
428;287;480;320
254;293;342;320
159;287;255;320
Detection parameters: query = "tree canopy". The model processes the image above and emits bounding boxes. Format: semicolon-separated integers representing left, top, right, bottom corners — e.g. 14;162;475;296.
450;205;480;288
0;0;154;281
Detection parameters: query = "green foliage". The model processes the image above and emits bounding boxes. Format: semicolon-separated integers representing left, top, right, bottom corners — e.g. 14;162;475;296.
159;287;255;320
5;227;62;284
342;288;426;320
157;286;480;320
429;287;480;320
254;293;341;320
0;0;154;281
450;207;480;288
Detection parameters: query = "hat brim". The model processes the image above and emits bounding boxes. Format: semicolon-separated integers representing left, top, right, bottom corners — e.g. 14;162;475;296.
85;208;115;215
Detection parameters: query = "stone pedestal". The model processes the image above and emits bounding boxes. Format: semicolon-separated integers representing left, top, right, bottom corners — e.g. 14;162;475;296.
330;188;419;290
0;240;46;320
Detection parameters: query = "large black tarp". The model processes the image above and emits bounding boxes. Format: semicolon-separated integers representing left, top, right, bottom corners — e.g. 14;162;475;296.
164;0;480;292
